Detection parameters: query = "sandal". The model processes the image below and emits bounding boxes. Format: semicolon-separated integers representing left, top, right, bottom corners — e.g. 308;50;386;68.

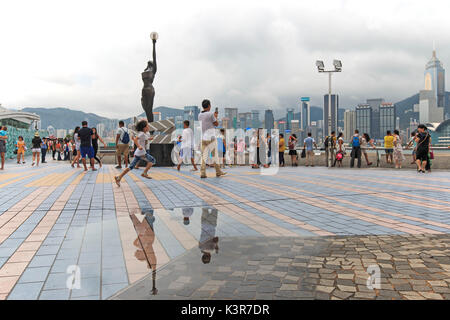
141;174;152;179
114;176;121;187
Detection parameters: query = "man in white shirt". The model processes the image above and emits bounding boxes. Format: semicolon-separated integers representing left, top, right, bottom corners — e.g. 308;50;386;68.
177;120;198;171
198;99;226;178
115;121;130;169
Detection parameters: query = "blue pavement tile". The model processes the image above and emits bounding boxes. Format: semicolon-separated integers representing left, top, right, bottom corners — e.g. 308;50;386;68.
0;248;20;258
101;283;128;300
7;282;44;300
36;245;60;256
70;276;100;298
101;267;128;285
78;263;101;278
19;266;51;283
39;289;70;300
29;255;56;268
44;273;70;290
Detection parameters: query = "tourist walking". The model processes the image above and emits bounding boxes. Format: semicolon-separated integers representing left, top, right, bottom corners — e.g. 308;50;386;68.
78;121;97;171
71;127;81;168
350;129;362;168
51;139;57;160
288;134;298;166
393;129;405;169
177;120;198;171
115;119;156;186
236;137;245;166
334;132;345;167
384;130;394;164
0;126;7;170
198;99;226;178
31;132;42;167
92;127;107;168
303;132;317;167
217;128;226;169
266;132;272;166
115;121;130;169
361;133;375;166
279;133;285;167
415;124;430;173
41;138;48;163
406;132;417;164
16;136;26;164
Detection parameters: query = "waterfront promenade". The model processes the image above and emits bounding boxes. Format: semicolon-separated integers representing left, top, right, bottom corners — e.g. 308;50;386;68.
0;159;449;300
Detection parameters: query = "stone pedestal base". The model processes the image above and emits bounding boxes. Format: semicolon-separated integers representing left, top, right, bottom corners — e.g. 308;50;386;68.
148;144;175;167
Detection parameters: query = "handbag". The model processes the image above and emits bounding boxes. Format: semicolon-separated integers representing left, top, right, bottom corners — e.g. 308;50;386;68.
301;148;306;158
430;148;434;160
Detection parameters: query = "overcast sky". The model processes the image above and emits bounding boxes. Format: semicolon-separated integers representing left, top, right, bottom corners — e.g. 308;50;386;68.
0;0;448;119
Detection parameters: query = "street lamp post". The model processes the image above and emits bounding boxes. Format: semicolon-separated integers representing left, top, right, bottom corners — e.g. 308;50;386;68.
316;59;342;167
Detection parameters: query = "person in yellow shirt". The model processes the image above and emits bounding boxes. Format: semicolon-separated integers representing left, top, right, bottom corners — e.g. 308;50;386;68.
279;133;286;167
16;136;26;164
384;130;394;164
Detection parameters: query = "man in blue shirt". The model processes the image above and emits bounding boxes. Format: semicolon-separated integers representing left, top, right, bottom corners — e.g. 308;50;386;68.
303;132;317;167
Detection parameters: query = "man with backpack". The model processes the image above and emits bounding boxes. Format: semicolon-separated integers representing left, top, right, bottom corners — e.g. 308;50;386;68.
115;120;130;169
350;129;362;168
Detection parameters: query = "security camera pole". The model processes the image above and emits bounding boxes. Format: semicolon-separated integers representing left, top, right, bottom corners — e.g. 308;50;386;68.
315;59;342;167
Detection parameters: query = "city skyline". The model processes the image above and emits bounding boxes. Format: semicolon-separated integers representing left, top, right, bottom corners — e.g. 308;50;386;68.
0;0;449;119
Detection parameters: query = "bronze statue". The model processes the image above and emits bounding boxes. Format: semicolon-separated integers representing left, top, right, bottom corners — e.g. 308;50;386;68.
141;34;158;123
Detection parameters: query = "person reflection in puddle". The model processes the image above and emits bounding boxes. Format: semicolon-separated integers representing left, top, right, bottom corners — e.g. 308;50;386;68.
182;207;193;225
199;208;219;264
130;209;158;295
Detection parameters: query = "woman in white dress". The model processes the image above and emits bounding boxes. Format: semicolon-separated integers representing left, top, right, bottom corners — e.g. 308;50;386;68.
393;129;405;169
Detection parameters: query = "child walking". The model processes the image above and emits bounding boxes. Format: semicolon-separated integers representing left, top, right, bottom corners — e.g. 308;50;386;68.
114;119;155;187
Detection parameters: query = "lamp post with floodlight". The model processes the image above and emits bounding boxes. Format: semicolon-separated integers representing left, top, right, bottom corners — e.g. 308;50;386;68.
316;59;342;167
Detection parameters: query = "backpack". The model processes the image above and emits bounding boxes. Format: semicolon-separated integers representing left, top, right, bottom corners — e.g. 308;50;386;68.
324;136;330;148
352;135;360;147
120;128;130;144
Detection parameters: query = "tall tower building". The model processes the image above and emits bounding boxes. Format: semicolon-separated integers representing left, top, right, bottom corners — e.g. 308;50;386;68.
264;109;274;131
300;97;311;130
344;110;356;142
224;108;238;129
251;110;260;128
424;47;445;110
323;94;339;137
286;108;294;130
356;104;372;138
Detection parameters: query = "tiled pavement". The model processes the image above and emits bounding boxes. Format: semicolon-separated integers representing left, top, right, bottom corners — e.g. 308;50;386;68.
0;158;450;300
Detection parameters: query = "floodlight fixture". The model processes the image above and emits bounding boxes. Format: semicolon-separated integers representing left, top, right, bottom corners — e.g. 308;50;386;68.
333;59;342;71
316;60;325;72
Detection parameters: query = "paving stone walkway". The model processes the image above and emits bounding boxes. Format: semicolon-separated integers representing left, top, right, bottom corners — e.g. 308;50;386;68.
0;158;449;300
112;234;450;300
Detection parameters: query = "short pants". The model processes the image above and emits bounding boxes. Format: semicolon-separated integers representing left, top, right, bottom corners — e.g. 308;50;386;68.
80;146;94;159
129;151;156;170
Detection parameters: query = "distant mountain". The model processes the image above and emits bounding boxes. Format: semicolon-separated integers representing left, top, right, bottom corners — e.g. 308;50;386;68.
21;107;112;130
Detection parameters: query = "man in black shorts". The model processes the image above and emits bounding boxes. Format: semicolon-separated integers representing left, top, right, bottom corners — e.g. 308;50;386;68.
414;124;430;173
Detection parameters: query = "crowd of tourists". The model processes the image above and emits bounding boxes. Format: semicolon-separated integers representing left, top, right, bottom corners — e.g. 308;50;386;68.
0;106;435;175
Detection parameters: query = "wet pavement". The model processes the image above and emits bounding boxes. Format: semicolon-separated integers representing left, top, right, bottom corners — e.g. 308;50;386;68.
113;234;450;300
1;158;450;300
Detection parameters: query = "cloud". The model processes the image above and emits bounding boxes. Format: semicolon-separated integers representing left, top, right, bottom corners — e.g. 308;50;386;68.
0;0;448;119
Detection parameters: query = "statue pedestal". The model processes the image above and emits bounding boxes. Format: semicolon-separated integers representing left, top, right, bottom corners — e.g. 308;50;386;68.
148;144;174;167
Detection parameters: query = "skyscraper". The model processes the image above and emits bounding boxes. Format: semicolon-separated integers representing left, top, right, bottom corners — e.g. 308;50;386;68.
183;106;199;129
424;48;445;110
225;108;238;129
264;109;274;131
366;98;384;139
344;110;356;142
379;103;396;136
356;104;372;138
300;97;311;130
286;108;294;130
251;110;260;128
323;94;339;137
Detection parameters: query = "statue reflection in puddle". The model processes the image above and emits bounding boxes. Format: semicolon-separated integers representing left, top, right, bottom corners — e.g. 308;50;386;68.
182;207;193;225
199;207;219;264
130;208;158;295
